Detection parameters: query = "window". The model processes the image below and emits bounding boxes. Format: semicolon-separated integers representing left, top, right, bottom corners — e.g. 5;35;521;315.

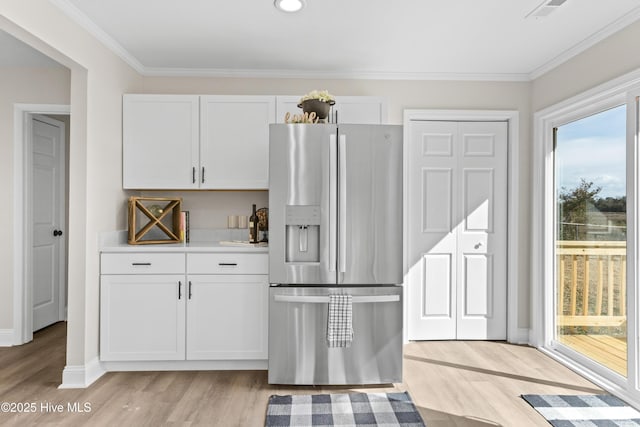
554;105;627;376
533;71;640;406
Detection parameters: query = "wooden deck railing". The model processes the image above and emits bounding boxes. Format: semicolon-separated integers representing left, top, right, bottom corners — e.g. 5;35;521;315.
557;241;626;327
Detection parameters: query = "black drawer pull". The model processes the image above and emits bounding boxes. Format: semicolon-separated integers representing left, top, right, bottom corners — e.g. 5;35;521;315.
218;263;238;266
132;262;151;266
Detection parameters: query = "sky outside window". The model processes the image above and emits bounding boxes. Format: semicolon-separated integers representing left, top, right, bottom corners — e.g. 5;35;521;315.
555;105;626;199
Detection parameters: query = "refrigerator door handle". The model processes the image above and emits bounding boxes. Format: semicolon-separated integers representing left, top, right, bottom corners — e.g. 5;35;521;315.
338;134;347;274
273;295;400;304
329;134;338;272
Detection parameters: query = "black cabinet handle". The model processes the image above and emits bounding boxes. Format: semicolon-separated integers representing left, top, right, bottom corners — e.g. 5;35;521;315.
218;263;238;266
132;262;151;266
201;167;205;184
53;229;63;237
178;281;182;300
192;167;196;184
188;281;192;299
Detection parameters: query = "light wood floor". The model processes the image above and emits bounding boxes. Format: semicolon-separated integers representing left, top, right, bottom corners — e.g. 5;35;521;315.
557;334;627;376
0;322;606;426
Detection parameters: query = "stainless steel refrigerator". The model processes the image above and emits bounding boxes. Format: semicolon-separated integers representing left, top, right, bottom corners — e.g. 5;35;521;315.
268;123;403;385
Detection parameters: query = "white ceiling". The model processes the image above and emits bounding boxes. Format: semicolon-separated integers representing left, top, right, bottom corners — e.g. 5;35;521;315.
47;0;640;80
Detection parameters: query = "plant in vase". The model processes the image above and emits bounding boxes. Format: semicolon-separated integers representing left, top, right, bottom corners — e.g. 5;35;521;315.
297;90;335;121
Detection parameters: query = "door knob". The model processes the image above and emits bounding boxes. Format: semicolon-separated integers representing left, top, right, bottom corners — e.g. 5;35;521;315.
53;229;63;237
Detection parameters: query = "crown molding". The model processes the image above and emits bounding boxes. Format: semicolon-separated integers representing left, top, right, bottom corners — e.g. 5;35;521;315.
49;0;145;73
142;66;531;81
529;5;640;80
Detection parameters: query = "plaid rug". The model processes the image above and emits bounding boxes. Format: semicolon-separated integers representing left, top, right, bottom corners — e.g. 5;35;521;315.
522;394;640;426
265;392;425;427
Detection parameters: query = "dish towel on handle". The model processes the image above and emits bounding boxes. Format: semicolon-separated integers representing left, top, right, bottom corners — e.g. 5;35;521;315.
327;294;353;348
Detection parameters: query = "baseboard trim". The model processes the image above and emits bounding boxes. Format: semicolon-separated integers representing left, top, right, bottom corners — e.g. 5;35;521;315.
59;357;105;389
508;327;531;345
101;359;268;372
0;329;15;347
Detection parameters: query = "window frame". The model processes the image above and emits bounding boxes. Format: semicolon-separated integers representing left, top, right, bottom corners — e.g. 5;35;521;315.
532;70;640;405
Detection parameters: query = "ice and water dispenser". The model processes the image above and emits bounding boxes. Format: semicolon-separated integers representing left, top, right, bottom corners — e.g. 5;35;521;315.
285;205;320;263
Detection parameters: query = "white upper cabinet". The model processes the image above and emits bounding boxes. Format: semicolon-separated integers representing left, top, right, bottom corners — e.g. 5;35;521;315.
275;95;387;124
123;94;199;189
123;94;384;189
331;96;387;124
200;96;275;189
275;96;301;123
123;94;274;190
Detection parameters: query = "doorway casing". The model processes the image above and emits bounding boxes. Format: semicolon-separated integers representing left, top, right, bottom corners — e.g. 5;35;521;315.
13;103;70;345
402;109;523;344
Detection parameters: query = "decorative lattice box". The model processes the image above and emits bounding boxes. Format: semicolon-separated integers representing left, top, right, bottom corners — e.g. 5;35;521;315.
128;196;182;245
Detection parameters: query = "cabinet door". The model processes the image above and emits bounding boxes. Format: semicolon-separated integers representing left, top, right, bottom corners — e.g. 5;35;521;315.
332;96;387;124
200;96;275;189
100;274;186;361
186;275;268;360
123;94;199;189
275;96;301;123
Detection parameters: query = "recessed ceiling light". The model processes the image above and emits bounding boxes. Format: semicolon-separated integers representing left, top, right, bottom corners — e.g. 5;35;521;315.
274;0;305;13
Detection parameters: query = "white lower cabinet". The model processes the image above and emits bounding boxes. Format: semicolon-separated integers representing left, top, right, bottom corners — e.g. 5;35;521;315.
100;251;268;365
100;274;186;361
186;275;268;360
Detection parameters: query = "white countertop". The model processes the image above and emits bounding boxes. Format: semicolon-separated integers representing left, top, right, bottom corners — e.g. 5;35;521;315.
100;230;268;253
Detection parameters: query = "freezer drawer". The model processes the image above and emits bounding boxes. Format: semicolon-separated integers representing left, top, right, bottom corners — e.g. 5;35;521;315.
268;286;403;385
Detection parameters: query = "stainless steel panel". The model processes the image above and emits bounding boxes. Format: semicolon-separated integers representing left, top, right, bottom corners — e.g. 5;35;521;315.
338;125;403;285
268;286;403;385
269;124;336;284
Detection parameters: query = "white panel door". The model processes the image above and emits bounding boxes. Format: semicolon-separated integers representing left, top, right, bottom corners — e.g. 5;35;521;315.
408;121;507;340
457;122;507;339
100;274;186;361
200;96;275;189
186;275;268;360
407;122;458;339
32;115;65;331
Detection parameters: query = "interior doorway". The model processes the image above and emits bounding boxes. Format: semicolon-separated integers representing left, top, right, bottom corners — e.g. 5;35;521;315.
403;109;520;343
13;104;70;344
31;114;67;332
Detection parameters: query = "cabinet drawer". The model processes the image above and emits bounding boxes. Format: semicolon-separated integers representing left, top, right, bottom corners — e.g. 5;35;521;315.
188;253;268;275
101;253;185;275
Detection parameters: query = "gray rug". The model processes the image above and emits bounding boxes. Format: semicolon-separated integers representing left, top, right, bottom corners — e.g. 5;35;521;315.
522;394;640;426
265;391;425;427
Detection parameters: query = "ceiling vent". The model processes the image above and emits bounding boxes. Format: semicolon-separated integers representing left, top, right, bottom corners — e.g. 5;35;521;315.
526;0;568;18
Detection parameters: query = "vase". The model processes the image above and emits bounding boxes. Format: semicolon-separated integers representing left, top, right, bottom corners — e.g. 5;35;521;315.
298;99;335;120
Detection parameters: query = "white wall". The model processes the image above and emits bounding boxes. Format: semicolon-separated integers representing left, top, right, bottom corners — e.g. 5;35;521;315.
139;191;269;230
532;20;640;111
0;66;70;330
0;2;142;383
